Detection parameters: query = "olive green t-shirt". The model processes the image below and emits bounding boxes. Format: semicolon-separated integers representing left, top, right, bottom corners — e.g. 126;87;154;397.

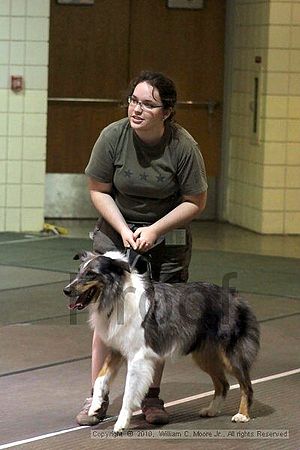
85;118;207;223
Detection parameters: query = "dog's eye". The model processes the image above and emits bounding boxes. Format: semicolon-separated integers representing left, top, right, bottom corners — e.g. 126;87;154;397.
85;270;96;279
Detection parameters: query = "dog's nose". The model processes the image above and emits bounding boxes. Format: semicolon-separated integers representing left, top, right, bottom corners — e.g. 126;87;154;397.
63;287;71;296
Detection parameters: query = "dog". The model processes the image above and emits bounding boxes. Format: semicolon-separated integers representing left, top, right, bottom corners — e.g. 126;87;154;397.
63;249;260;432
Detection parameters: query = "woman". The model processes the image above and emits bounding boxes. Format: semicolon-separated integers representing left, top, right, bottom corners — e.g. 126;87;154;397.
76;71;208;426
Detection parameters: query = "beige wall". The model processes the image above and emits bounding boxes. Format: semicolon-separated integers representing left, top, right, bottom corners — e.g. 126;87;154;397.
0;0;49;232
225;0;300;234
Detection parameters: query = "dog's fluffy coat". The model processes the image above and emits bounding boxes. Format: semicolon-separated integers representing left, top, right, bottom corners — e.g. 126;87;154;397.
64;250;260;432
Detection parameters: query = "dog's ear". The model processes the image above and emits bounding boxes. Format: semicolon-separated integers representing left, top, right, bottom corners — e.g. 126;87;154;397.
73;250;94;261
98;256;130;276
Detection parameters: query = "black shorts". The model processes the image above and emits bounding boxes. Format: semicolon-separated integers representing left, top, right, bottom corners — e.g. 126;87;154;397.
92;218;192;283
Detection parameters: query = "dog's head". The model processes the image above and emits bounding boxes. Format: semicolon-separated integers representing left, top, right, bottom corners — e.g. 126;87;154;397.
63;251;130;311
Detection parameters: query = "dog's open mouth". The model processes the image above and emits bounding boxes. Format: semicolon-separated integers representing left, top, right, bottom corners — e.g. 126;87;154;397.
69;286;98;311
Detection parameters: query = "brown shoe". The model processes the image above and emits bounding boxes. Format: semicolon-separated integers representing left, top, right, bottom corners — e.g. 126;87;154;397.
76;394;109;426
141;397;169;425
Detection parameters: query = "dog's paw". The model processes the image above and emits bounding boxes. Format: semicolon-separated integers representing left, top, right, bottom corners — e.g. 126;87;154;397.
114;410;131;432
199;407;218;418
231;413;250;423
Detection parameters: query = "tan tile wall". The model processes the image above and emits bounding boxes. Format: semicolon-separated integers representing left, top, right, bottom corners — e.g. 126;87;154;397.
0;0;49;232
226;0;300;234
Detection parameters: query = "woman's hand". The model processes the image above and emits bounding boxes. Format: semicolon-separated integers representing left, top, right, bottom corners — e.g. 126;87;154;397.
133;226;159;252
120;227;137;250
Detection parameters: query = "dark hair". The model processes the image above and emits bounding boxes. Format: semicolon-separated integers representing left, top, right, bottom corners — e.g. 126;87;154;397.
128;71;177;122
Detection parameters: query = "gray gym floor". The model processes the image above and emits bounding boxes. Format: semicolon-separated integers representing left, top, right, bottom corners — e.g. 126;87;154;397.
0;222;299;450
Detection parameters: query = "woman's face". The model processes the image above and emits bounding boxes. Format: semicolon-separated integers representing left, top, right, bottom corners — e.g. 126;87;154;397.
128;81;170;135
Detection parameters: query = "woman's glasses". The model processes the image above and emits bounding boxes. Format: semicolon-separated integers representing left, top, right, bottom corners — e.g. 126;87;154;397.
128;96;164;111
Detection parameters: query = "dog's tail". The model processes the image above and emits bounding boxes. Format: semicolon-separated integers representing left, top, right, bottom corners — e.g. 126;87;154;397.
224;300;260;372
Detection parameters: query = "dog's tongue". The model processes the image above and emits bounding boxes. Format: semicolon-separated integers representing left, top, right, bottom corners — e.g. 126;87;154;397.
69;301;83;310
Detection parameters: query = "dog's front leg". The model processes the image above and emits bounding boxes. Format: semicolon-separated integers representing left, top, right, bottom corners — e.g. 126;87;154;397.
114;352;156;432
89;350;123;417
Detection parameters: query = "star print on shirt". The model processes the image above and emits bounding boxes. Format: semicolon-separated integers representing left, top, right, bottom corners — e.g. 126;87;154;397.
156;174;165;183
124;169;133;178
139;172;149;181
